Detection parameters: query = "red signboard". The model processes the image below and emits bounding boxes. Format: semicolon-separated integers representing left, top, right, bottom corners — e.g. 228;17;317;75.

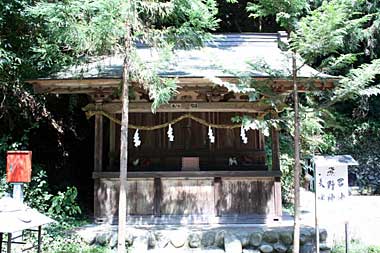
6;151;32;183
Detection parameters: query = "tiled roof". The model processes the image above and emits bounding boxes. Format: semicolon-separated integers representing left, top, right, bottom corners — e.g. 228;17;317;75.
48;33;334;80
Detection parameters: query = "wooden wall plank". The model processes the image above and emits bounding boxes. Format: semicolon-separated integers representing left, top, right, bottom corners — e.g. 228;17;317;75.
94;176;280;222
218;177;275;216
160;178;215;215
96;178;155;221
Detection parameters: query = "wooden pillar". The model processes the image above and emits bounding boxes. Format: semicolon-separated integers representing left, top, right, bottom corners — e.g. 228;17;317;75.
271;124;280;171
94;112;104;172
214;177;222;217
94;101;103;222
109;114;116;170
271;111;281;171
37;226;42;253
0;233;3;252
153;178;162;217
271;113;282;218
7;233;11;253
274;177;283;218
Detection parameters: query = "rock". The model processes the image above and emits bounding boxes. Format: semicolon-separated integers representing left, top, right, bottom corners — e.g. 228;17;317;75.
243;249;260;253
249;232;263;247
79;231;96;245
235;231;250;248
215;230;226;248
125;231;135;245
300;243;316;253
263;230;279;243
96;232;111;246
224;233;243;253
300;230;312;245
148;232;157;248
320;243;331;251
187;248;225;253
201;246;226;253
286;246;293;253
279;231;293;245
274;242;287;253
189;233;202;248
319;229;328;242
130;235;148;253
109;232;118;248
147;249;170;253
202;231;216;248
170;231;187;248
155;231;169;248
259;244;274;253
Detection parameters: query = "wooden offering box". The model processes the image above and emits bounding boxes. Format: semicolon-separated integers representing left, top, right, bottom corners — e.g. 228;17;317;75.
6;151;32;183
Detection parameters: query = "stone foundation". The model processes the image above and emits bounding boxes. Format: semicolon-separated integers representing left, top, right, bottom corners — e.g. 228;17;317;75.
77;225;330;253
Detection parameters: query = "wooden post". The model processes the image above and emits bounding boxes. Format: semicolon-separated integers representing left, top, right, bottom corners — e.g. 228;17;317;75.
7;233;11;253
37;226;42;253
109;114;116;170
214;177;222;217
274;177;282;218
154;178;162;217
271;113;282;219
94;105;104;172
271;117;281;172
292;51;301;253
93;101;103;222
118;20;132;252
0;232;3;251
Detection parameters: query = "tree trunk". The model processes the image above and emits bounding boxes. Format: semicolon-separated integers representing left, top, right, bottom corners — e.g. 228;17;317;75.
292;52;301;253
118;27;132;253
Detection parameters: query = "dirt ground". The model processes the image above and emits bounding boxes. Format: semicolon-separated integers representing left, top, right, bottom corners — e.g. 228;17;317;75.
299;188;380;246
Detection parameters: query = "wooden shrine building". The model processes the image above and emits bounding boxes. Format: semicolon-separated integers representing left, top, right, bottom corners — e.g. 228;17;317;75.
29;33;335;225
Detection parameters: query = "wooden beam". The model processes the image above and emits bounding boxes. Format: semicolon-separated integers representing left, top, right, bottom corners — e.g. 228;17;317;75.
29;78;120;94
28;76;337;94
92;170;281;179
84;101;271;113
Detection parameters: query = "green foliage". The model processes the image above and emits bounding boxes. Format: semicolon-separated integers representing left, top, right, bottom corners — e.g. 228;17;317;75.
332;240;380;253
23;167;52;212
40;230;109;253
28;0;219;110
291;0;372;63
292;0;380;104
48;186;81;222
280;153;295;205
335;59;380;100
333;120;380;193
0;166;81;224
246;0;309;30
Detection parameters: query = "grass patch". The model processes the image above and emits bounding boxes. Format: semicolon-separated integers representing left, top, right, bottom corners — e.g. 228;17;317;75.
332;241;380;253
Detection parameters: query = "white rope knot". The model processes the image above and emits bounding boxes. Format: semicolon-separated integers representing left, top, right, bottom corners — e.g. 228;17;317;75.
240;126;248;144
208;126;215;143
133;129;141;147
167;124;174;142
